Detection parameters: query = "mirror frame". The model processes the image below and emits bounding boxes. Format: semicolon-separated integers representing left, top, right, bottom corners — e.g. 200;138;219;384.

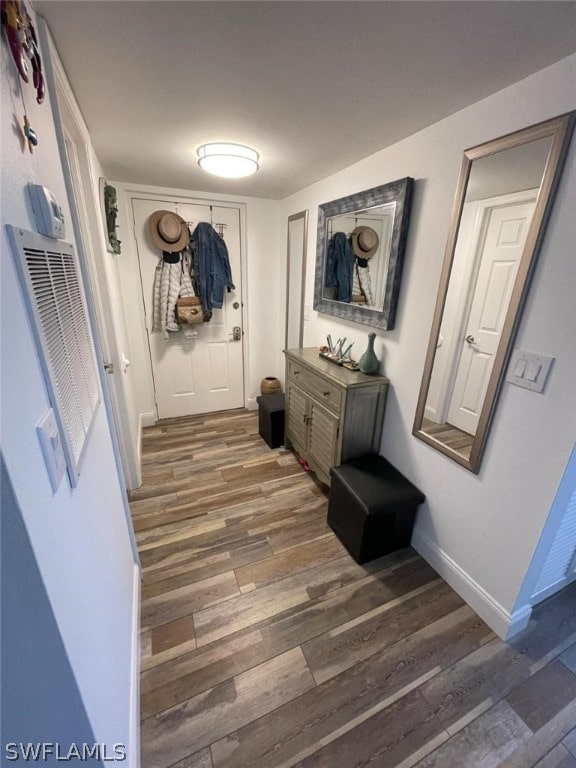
313;177;414;330
413;112;575;473
285;209;309;349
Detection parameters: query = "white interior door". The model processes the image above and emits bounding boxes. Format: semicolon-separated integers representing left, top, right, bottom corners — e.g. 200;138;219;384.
448;197;536;433
132;198;244;419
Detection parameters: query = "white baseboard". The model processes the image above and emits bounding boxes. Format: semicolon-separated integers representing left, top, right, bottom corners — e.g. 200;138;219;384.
411;529;532;640
128;563;141;768
137;413;144;468
246;397;258;411
141;410;156;428
122;416;142;491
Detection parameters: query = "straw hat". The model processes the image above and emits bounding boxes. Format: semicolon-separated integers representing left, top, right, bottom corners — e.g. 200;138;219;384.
148;210;189;252
351;226;379;259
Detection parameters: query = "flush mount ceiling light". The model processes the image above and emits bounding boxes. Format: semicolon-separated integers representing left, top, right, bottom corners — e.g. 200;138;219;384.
197;143;259;178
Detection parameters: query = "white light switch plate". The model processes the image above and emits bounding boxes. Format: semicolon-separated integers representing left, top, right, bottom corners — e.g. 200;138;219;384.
37;408;67;492
506;349;554;393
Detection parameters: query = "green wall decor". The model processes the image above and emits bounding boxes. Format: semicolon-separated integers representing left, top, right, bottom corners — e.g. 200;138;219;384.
103;183;121;254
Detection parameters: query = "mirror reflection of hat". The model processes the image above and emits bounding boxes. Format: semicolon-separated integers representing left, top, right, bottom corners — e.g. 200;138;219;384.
351;226;379;259
148;210;189;252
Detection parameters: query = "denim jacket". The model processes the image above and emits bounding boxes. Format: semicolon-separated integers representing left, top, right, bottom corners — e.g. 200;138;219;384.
325;232;354;302
191;222;235;315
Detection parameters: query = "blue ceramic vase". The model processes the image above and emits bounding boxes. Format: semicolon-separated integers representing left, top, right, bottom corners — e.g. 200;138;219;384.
358;332;380;374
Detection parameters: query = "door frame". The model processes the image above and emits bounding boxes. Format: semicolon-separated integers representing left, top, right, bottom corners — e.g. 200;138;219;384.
127;189;250;422
49;60;141;492
285;210;309;350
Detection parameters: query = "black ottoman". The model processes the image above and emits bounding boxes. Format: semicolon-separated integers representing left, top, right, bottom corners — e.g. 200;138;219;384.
328;454;425;564
257;393;285;449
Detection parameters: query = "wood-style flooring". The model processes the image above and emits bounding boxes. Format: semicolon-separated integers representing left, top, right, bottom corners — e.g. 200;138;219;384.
131;409;576;768
421;418;474;460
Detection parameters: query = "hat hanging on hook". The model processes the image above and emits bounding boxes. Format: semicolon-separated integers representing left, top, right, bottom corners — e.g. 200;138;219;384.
148;210;189;253
351;226;380;259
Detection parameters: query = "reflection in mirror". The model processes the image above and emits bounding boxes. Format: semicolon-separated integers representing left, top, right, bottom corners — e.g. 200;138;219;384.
413;113;575;473
322;202;396;312
285;210;309;349
314;178;413;330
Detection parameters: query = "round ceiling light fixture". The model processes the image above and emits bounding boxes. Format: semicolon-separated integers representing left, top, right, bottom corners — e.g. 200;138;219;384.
197;143;259;178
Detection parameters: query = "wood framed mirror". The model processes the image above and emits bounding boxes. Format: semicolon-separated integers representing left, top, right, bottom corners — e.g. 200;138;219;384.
413;112;575;473
313;178;413;330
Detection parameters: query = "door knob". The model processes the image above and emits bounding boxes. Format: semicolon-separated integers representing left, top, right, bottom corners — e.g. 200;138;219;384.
465;334;476;344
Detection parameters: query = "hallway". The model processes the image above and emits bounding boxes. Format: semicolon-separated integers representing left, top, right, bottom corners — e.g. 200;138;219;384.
131;410;576;768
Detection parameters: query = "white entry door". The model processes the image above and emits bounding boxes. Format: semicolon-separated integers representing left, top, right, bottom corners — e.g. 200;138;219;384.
132;198;244;419
448;196;536;434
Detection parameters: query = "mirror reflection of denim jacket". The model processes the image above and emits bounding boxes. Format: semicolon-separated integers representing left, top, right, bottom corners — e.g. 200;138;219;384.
325;232;354;302
191;222;235;314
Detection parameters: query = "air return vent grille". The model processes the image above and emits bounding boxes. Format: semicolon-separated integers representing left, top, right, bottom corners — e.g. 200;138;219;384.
533;485;576;597
7;226;100;486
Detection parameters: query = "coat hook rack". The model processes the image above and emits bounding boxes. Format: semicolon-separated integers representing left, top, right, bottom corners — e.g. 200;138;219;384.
185;220;227;237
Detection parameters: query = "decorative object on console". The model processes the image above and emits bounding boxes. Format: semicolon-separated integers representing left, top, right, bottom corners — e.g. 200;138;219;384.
260;376;282;395
319;336;358;370
358;332;380;374
319;348;358;371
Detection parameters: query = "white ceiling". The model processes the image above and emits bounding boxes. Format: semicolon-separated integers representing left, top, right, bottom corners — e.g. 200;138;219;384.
35;1;576;200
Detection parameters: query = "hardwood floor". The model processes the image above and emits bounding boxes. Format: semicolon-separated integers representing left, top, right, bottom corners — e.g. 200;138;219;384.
131;409;576;768
421;418;474;459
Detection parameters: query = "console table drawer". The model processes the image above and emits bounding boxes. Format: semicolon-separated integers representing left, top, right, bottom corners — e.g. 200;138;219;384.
288;361;342;414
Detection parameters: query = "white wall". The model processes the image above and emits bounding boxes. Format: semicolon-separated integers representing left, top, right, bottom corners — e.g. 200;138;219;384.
112;182;282;428
279;54;576;637
1;13;138;753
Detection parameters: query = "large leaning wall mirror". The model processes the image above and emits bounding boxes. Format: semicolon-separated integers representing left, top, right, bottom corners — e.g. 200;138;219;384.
285;210;309;349
413;112;575;473
313;178;414;330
